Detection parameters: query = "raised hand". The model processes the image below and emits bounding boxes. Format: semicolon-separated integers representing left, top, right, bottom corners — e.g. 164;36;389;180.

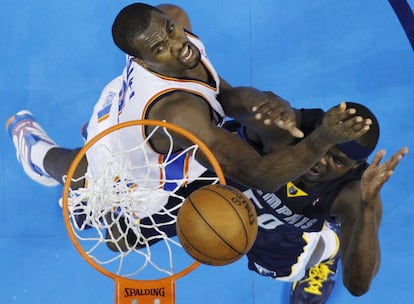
361;147;408;202
318;102;372;144
252;91;304;138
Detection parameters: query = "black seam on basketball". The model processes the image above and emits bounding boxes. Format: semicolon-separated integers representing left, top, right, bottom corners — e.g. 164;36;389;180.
184;197;243;263
188;190;246;255
203;188;250;252
177;203;213;261
176;212;193;253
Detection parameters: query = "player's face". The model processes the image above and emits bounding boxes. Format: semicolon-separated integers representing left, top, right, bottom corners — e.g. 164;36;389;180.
132;11;201;76
301;146;360;184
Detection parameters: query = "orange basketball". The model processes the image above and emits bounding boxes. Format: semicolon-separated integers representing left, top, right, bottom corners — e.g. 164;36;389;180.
176;184;258;266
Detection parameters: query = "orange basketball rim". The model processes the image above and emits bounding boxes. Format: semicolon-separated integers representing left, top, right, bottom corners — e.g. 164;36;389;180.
61;120;226;304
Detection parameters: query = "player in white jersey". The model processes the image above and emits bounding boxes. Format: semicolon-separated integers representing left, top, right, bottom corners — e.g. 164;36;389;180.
84;32;223;201
7;3;372;194
7;3;374;254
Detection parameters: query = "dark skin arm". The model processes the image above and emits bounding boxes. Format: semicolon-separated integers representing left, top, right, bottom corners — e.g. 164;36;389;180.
219;86;306;153
219;86;304;139
148;92;371;192
331;147;408;296
158;4;304;139
223;88;395;294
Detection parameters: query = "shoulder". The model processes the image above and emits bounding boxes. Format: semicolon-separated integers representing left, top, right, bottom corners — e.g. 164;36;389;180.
156;4;192;31
149;91;212;120
155;90;209;107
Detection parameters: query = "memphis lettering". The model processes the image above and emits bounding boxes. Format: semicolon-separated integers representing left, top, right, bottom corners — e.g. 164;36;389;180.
124;287;165;298
243;189;318;230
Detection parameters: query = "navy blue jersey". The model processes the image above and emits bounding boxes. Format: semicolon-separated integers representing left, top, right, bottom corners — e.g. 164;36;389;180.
224;108;367;277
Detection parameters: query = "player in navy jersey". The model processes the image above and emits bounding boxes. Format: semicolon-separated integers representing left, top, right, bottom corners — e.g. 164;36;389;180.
6;3;372;255
220;87;408;303
6;4;393;302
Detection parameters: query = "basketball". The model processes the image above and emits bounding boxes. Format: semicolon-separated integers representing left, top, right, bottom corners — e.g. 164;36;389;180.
176;184;258;266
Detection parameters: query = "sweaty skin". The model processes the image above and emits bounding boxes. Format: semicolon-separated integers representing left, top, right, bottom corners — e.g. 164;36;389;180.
222;87;408;295
128;9;372;192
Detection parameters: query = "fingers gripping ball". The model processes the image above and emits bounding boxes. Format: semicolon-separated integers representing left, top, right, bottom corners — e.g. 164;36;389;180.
176;184;258;266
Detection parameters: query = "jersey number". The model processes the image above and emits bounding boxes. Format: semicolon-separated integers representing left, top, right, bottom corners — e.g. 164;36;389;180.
243;189;284;230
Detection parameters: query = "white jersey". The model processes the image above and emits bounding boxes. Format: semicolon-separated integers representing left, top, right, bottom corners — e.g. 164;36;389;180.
83;33;225;215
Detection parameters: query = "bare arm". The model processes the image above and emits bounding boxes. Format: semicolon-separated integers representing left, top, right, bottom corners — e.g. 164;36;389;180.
148;92;372;192
218;86;304;138
331;147;408;296
154;8;301;139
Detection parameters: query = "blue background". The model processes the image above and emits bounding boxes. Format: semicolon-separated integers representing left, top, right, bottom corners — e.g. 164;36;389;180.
1;1;413;303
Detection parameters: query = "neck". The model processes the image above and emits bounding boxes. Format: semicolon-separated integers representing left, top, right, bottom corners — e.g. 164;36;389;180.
185;60;209;82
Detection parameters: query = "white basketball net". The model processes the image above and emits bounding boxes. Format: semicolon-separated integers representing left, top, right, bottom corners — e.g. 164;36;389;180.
62;123;220;280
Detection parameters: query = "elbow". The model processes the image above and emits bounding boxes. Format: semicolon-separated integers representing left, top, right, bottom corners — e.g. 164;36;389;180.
345;284;369;297
342;260;379;296
343;277;371;297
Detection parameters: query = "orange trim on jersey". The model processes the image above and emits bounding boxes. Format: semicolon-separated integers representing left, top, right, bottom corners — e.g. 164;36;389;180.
97;113;110;123
140;87;214;152
182;153;191;187
157;151;191;188
141;88;179;120
150;71;218;92
158;154;165;188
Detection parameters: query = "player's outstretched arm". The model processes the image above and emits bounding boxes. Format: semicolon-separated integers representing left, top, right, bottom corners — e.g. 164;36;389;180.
332;147;408;296
150;93;372;192
361;147;408;202
218;86;304;138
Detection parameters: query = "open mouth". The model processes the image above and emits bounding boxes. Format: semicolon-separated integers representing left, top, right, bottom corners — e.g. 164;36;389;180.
180;43;193;62
307;165;321;176
179;42;200;67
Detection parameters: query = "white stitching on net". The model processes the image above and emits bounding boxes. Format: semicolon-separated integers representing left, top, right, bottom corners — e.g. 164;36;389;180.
62;125;219;279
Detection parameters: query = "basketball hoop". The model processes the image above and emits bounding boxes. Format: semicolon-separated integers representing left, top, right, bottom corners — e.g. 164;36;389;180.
61;120;226;304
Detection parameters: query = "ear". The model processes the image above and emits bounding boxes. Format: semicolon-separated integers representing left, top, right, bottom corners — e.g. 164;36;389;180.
352;160;365;169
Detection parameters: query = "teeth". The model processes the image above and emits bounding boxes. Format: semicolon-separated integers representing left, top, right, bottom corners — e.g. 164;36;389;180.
185;48;192;60
181;44;192;61
184;44;190;55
